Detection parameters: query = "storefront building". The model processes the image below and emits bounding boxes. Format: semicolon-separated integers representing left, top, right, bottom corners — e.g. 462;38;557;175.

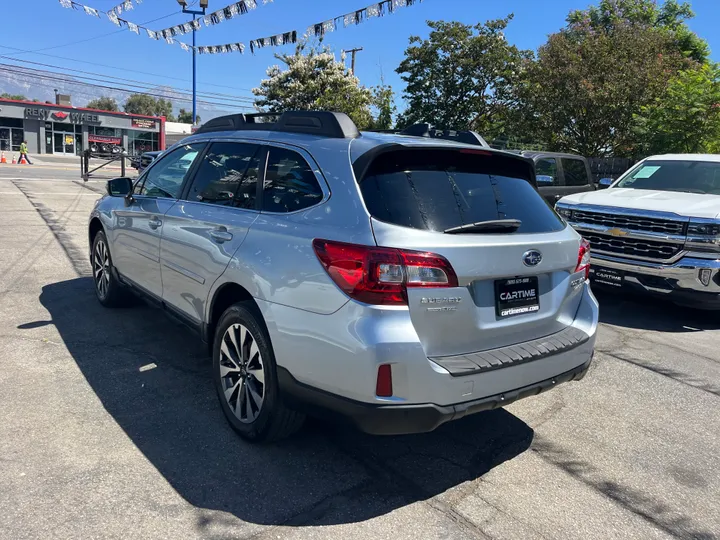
0;98;165;156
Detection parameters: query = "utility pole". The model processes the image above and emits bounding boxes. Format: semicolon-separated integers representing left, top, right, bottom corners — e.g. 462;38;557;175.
344;47;363;75
177;0;208;124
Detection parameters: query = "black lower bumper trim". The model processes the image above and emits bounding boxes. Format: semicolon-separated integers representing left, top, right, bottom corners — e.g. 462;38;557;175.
277;357;592;436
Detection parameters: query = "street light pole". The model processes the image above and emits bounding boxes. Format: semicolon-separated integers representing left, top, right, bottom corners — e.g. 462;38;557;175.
178;1;208;125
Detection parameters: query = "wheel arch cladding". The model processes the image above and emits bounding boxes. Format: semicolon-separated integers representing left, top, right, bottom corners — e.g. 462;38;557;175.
89;217;104;246
208;283;260;343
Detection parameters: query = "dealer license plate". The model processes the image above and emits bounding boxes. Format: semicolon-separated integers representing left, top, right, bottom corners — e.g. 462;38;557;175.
495;276;540;318
590;267;624;288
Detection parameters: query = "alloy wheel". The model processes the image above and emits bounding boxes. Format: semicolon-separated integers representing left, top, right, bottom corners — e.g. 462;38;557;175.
219;323;265;423
93;239;111;299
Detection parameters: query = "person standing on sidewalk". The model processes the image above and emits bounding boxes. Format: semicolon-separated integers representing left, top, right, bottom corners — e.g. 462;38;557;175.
19;141;33;165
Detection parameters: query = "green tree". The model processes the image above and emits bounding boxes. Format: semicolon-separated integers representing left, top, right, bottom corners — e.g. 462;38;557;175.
515;23;689;156
567;0;709;63
253;42;373;129
85;96;119;112
395;17;531;136
1;92;28;100
634;64;720;154
176;108;200;124
124;94;176;120
370;84;396;130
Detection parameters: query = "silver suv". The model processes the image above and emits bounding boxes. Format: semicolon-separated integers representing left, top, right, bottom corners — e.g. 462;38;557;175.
89;111;598;442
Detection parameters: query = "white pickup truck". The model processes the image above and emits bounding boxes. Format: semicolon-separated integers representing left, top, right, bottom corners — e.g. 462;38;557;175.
556;154;720;309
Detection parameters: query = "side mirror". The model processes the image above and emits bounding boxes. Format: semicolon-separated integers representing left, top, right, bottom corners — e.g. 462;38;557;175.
598;178;614;189
106;177;133;197
536;174;554;185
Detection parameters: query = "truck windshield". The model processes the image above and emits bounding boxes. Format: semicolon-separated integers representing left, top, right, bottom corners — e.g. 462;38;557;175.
615;160;720;195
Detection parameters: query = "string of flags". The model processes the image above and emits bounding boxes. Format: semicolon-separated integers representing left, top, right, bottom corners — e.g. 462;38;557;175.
57;0;423;55
108;0;141;17
306;0;421;38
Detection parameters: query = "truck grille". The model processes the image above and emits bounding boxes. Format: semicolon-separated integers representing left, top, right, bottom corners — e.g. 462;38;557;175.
583;233;681;261
572;210;686;235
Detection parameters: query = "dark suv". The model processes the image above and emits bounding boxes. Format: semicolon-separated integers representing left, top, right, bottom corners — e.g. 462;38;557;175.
515;152;596;205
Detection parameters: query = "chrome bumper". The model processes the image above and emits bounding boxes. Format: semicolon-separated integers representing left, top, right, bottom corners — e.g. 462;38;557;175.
591;253;720;307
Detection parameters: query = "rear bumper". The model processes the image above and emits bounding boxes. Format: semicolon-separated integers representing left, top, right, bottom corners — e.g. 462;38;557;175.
590;253;720;309
278;357;592;435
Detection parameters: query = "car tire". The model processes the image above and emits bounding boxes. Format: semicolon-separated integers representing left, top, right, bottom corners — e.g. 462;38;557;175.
91;230;127;308
213;302;305;443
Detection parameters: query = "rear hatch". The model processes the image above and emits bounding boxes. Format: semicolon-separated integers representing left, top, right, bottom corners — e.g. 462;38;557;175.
357;146;585;358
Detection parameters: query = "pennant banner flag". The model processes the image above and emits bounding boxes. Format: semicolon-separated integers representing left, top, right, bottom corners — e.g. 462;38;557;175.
306;0;421;39
108;0;141;17
58;0;422;55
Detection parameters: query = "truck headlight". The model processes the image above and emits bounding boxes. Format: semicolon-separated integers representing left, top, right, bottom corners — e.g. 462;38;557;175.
687;220;720;252
556;205;573;219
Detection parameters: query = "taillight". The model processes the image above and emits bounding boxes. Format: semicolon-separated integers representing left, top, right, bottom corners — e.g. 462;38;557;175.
576;238;591;280
312;239;458;306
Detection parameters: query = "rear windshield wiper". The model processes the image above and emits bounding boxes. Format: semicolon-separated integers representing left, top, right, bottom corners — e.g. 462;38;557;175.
443;219;522;234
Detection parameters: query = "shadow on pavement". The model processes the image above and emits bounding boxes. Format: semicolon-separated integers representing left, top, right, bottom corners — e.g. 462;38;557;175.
595;288;720;332
34;277;534;528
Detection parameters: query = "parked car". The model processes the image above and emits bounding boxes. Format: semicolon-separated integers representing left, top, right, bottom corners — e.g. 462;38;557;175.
556;154;720;309
132;150;162;172
512;151;596;206
89;111;598;442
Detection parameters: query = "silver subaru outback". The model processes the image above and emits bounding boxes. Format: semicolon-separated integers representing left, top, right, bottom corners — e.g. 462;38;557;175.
89;111;598;442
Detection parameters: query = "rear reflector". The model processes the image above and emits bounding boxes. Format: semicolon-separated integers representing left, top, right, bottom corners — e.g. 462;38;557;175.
312;239;458;305
376;364;393;397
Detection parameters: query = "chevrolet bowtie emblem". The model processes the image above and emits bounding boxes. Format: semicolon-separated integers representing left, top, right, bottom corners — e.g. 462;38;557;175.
607;227;629;237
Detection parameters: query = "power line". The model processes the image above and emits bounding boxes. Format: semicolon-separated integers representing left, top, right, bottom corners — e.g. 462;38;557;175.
0;46;255;94
0;59;255;103
0;66;254;110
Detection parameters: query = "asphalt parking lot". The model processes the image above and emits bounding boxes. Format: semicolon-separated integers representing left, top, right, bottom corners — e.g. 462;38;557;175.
1;167;719;540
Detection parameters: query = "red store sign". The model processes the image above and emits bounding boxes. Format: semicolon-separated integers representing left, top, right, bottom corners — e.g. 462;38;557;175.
88;134;122;145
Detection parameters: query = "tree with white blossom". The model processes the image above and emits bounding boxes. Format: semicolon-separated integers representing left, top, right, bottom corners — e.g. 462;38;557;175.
253;42;374;129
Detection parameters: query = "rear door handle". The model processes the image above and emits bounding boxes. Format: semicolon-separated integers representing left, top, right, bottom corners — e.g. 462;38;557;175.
210;229;233;243
148;217;162;229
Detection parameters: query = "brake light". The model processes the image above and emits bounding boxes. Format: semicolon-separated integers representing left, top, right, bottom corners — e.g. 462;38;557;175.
576;238;591;280
312;239;458;306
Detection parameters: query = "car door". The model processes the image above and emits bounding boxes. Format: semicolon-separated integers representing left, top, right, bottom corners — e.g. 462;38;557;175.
534;156;563;205
111;143;205;299
159;141;263;324
559;157;595;199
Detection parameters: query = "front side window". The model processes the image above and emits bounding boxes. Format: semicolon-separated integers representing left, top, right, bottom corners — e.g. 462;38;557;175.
136;143;204;199
561;158;591;186
185;142;261;208
261;147;324;213
535;158;558;186
359;149;564;234
615;160;720;195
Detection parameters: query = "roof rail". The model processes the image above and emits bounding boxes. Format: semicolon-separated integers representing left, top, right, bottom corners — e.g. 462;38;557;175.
193;110;360;139
398;123;490;148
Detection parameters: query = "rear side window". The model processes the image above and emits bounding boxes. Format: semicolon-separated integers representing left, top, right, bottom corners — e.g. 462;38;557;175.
359;149;564;234
261;147;324;213
185;142;260;208
561;158;591;186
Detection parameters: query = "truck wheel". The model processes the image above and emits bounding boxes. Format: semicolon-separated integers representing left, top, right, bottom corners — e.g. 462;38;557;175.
213;302;305;442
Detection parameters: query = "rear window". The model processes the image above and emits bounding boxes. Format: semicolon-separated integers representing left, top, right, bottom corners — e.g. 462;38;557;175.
358;149;565;234
561;158;591;186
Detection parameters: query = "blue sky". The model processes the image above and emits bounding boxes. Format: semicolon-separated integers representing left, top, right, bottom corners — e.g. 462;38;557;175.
1;0;719;119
